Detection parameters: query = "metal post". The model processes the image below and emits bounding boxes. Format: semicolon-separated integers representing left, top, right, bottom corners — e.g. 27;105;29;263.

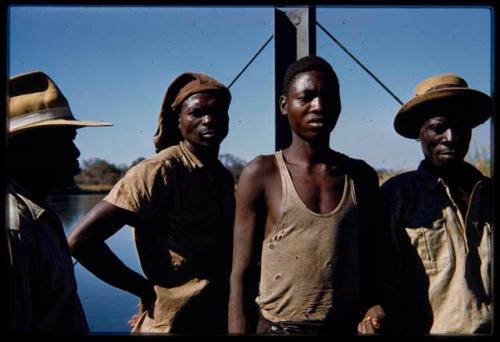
274;6;316;151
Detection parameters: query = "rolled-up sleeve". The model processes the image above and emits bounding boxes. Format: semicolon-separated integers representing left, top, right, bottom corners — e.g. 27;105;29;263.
104;159;170;221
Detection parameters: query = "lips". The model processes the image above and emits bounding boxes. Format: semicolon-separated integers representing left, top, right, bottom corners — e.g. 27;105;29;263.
200;130;216;138
440;149;457;155
308;122;325;128
437;149;461;161
307;115;326;128
72;160;81;175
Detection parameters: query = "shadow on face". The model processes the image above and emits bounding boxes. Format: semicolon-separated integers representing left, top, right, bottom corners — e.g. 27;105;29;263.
9;127;80;189
418;115;472;170
280;70;341;142
178;92;229;153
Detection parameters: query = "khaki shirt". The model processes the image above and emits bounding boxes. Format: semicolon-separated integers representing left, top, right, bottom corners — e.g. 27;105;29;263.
381;161;491;334
6;181;89;333
104;142;235;333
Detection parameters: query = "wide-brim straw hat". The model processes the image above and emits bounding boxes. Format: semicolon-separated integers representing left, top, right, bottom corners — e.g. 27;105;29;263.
9;70;112;137
394;73;492;139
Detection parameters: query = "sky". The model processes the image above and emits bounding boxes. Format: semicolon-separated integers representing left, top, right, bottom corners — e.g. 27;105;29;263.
8;5;493;171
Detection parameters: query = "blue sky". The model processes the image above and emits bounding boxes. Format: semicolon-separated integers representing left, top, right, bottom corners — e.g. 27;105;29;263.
8;6;492;171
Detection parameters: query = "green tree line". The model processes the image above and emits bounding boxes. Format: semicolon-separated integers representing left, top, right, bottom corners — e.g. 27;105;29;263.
73;146;490;192
74;154;247;193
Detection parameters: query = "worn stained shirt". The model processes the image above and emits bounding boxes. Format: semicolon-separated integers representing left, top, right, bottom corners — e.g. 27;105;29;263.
257;151;362;325
103;142;235;333
6;181;89;334
255;150;381;332
381;161;492;334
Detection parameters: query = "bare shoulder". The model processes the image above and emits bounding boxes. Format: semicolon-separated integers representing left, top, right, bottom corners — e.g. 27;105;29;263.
241;154;277;177
238;154;278;194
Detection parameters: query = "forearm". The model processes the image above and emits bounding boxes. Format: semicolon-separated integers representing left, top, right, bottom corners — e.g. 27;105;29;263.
68;201;153;300
228;234;259;333
228;278;248;333
72;241;152;300
358;213;382;310
228;291;247;334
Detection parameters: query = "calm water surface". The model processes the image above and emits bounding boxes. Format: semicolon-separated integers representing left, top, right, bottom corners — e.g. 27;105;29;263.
48;193;141;333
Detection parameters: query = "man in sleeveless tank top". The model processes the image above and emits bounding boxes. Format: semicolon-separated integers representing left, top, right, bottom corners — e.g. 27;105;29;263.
229;56;385;335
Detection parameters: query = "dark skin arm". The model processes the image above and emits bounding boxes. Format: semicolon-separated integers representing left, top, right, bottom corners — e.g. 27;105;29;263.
67;201;156;325
228;157;270;333
355;163;386;334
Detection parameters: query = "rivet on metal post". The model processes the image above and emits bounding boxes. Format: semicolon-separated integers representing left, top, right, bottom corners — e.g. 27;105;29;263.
291;13;301;25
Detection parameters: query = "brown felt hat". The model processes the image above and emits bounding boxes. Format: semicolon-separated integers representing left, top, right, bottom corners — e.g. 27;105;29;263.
152;72;231;153
394;73;492;139
8;70;112;137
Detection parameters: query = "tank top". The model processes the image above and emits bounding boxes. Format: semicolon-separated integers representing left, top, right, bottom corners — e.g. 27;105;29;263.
256;150;361;324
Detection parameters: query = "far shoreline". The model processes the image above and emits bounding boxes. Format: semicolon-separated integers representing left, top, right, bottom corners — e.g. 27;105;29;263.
50;184;114;196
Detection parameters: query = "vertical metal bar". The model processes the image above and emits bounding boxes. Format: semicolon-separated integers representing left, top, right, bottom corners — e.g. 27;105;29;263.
274;6;316;151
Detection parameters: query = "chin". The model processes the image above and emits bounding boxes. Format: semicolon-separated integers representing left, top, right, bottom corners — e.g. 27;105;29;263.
53;173;77;188
200;138;223;148
436;159;462;170
304;132;329;143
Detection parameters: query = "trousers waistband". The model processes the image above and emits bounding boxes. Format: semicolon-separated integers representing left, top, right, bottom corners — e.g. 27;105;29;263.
260;316;326;334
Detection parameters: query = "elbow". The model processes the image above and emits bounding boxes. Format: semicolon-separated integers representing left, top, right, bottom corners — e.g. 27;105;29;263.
67;232;81;255
67;230;91;257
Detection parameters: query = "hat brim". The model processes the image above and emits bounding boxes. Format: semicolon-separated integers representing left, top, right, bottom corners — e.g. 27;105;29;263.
10;118;113;137
394;88;492;139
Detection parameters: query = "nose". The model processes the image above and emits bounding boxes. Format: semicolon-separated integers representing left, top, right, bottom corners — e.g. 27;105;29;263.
201;114;214;125
442;128;458;144
311;96;324;112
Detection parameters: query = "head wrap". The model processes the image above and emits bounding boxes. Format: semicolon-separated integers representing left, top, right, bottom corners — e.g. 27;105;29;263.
153;72;231;152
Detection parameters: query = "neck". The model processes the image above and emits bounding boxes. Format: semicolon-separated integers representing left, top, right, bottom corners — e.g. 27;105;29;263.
424;159;471;187
424;159;456;176
286;134;332;164
11;174;49;202
182;140;220;165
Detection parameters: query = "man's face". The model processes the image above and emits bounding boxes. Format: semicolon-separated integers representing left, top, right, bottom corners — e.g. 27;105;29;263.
419;115;472;169
179;92;229;153
23;127;81;188
280;70;340;142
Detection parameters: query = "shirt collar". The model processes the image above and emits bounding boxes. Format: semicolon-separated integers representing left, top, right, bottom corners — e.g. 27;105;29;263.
417;160;486;190
8;179;47;219
179;141;204;169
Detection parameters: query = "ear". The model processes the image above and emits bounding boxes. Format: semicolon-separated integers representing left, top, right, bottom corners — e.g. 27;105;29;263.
279;95;288;116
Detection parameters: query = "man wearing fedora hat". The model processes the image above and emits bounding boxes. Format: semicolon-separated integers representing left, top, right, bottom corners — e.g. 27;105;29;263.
68;72;235;333
6;70;112;333
379;73;492;334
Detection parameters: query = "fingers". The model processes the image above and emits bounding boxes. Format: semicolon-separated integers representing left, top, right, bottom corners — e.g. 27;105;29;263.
128;314;139;328
357;316;378;335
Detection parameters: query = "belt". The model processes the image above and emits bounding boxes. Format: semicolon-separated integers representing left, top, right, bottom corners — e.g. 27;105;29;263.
263;318;326;334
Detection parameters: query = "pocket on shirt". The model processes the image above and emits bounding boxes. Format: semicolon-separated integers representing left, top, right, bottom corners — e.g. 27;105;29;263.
405;218;452;270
